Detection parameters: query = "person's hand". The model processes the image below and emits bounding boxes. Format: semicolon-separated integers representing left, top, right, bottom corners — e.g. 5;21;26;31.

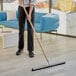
27;14;31;21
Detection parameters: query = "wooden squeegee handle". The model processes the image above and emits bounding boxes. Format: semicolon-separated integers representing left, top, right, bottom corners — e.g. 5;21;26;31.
23;6;50;65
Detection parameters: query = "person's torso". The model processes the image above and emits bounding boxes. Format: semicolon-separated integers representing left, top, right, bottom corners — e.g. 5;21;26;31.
19;0;30;7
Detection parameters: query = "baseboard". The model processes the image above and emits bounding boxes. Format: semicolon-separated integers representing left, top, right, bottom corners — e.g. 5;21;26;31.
48;32;76;39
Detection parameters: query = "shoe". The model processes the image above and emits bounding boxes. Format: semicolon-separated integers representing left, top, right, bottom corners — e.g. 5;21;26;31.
16;49;23;56
29;51;34;58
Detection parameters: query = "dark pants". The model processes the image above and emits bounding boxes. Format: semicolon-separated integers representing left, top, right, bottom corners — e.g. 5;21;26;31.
18;6;34;52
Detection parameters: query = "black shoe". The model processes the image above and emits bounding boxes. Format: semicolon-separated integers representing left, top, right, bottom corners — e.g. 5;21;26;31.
16;50;23;56
29;52;34;58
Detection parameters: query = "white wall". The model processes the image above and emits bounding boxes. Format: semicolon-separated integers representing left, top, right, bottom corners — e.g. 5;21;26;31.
3;0;18;11
3;0;48;11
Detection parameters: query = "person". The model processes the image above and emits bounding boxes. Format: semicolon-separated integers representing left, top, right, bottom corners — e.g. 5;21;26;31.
16;0;36;58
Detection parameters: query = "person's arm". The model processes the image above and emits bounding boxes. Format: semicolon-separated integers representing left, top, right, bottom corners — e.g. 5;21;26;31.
28;5;34;20
28;0;36;20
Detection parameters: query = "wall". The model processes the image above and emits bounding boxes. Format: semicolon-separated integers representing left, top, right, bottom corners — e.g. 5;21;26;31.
3;0;18;11
52;9;76;36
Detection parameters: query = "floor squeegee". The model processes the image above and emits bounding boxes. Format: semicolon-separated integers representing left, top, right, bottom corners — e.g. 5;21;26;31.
23;6;65;71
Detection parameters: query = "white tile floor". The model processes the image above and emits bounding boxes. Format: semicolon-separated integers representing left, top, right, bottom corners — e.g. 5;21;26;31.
0;33;76;76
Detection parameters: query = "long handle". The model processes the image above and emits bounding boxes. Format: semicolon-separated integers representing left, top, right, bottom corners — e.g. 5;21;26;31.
23;7;50;65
